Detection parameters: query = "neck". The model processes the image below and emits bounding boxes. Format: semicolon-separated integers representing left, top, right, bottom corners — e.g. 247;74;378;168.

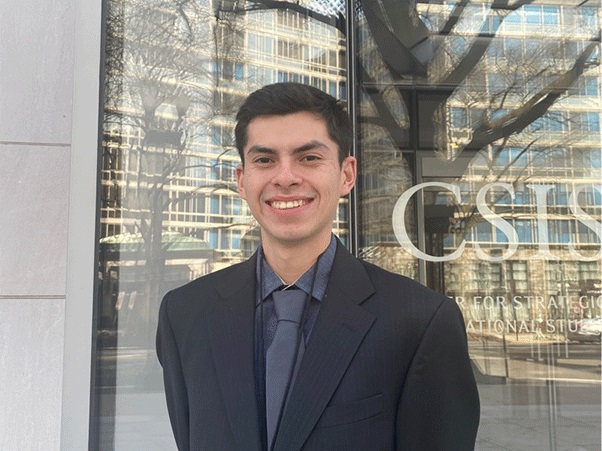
262;234;331;285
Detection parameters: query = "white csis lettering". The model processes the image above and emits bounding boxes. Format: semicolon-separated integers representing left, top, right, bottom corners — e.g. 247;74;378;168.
392;182;602;262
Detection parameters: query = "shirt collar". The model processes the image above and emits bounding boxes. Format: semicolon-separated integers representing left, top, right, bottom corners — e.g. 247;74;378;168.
256;235;337;305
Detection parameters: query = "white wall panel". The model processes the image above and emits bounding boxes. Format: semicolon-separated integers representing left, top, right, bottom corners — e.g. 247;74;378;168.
0;145;70;296
0;0;75;144
0;298;65;451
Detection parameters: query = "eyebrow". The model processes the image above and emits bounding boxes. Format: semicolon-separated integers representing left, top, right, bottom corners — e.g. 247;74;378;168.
247;140;330;156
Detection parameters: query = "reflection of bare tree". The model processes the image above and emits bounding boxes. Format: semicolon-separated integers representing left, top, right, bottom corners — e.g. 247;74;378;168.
467;43;598;154
359;1;598;150
101;0;245;344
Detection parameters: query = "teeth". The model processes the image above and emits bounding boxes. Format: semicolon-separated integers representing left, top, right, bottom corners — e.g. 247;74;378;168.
271;200;307;209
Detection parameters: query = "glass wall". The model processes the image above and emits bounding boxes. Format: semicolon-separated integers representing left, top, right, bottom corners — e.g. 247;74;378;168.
352;1;601;449
93;0;601;449
93;1;347;448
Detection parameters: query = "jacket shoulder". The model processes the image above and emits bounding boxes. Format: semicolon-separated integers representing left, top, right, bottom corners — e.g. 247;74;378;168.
357;258;462;322
359;259;447;302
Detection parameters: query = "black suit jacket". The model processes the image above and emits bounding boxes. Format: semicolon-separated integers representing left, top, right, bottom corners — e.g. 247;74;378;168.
157;241;480;450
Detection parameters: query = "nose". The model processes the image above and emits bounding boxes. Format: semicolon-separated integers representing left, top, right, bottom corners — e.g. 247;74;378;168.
272;160;302;188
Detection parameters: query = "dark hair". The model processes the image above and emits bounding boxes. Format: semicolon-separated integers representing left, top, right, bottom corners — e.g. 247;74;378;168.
235;82;352;165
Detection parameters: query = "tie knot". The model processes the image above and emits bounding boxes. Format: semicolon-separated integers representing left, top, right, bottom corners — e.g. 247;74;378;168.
272;288;306;324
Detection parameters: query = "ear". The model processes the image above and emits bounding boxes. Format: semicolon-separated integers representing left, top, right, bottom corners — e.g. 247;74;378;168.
339;156;357;196
236;163;247;200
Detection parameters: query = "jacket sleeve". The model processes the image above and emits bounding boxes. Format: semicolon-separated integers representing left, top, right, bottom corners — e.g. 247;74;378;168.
395;298;480;450
156;291;190;451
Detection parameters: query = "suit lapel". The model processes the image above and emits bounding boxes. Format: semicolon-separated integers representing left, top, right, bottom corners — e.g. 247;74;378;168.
208;255;262;451
274;243;376;451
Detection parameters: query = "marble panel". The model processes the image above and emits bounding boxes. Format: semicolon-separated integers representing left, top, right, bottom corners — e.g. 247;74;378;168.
0;298;65;451
0;145;70;296
0;0;75;144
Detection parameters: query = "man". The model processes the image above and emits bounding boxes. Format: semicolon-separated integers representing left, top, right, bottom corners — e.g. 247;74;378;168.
157;82;480;451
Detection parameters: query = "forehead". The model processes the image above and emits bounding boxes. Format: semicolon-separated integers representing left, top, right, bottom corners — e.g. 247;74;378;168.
245;112;331;149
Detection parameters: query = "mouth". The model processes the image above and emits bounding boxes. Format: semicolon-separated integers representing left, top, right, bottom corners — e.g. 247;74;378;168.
267;199;311;210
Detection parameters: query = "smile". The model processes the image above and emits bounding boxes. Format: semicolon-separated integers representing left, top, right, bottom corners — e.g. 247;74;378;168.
268;199;310;210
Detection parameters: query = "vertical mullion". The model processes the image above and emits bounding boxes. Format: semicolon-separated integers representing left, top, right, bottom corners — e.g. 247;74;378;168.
346;0;359;256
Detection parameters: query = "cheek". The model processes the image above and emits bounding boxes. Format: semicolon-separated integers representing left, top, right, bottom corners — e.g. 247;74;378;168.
241;179;261;202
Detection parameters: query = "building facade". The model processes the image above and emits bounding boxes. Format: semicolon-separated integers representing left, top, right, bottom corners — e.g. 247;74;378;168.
0;0;600;450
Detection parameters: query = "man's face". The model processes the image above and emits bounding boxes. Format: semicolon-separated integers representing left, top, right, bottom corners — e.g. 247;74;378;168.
236;111;356;250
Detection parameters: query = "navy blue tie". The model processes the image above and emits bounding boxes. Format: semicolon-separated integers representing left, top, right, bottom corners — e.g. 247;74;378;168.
265;288;306;449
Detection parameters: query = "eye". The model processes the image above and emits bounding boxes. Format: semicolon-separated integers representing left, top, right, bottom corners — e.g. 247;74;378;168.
302;154;321;162
253;157;272;164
